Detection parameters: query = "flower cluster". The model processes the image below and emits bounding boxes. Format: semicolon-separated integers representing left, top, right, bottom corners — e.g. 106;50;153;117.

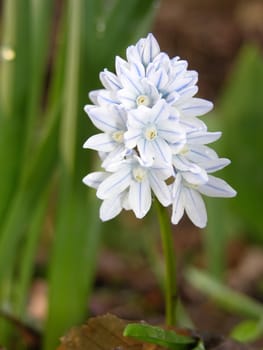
83;33;236;228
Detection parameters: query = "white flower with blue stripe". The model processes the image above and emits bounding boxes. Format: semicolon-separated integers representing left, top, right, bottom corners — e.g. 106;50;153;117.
83;33;236;226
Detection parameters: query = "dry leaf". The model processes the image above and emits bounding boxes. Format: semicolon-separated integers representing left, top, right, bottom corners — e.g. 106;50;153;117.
57;314;162;350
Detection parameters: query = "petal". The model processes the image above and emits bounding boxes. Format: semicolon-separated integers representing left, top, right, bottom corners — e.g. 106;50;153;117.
100;70;122;90
186;145;218;163
151;100;169;123
115;55;129;76
164;91;180;105
169;74;197;94
124;128;141;149
97;167;132;199
96;90;120;106
128;107;149;128
198;175;237;198
187;131;222;144
179;116;207;132
85;106;119;133
199;158;231;173
129;61;145;78
148;67;169;90
181;168;208;186
184;187;207;228
149;172;171;206
82;172;108;189
126;45;141;65
171;174;184;225
152;138;172;164
177;86;198;102
88;90;100;105
119;68;142;94
141;33;160;66
101;144;126;169
173;155;197;172
83;133;116;152
99;196;123;221
181;98;213;117
129;179;152;218
117;88;137;109
137;138;155;162
158;120;185;143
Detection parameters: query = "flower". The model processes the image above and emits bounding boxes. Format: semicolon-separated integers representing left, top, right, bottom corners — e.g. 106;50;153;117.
125;100;186;164
83;33;236;227
83;156;171;221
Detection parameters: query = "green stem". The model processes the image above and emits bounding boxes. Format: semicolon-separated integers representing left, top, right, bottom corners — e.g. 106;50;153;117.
155;201;177;326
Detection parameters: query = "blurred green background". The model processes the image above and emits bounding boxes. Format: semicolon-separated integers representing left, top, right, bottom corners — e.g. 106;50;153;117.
0;0;263;349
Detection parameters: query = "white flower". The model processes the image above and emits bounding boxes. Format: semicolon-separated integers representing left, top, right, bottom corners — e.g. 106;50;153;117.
83;104;128;167
171;172;236;228
83;33;236;226
125;100;186;164
99;157;171;219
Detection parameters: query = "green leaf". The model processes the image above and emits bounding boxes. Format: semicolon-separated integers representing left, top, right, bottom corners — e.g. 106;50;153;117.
123;323;198;350
231;319;263;343
216;44;263;239
186;268;263;319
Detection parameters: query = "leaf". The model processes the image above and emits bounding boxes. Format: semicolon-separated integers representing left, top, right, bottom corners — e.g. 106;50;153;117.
215;44;263;239
57;314;162;350
123;323;198;350
185;267;263;319
230;319;263;343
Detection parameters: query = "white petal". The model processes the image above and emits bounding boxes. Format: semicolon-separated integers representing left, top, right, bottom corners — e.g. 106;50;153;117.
198;175;237;198
177;86;198;102
173;155;197;172
129;61;145;78
187;131;221;144
100;70;122;90
82;172;108;189
101;144;126;169
83;133;115;152
100;196;122;221
184;188;207;228
137;138;155;162
124;128;141;149
149;172;171;206
97;167;131;199
199;158;231;173
129;179;151;218
152;138;172;164
115;55;129;76
179;116;207;132
126;45;141;65
117;89;137;109
96;90;120;106
128;107;149;128
171;174;184;225
119;69;142;94
148;68;168;90
164;91;180;105
141;33;160;66
181;98;213;117
85;106;119;133
186;145;218;162
170;75;197;94
151;99;170;123
158;120;185;143
88;90;100;105
182;168;208;186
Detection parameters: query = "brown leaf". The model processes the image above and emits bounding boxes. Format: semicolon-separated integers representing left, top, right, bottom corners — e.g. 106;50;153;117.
57;314;162;350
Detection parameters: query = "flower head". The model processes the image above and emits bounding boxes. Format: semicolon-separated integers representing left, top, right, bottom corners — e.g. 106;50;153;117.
83;33;236;227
